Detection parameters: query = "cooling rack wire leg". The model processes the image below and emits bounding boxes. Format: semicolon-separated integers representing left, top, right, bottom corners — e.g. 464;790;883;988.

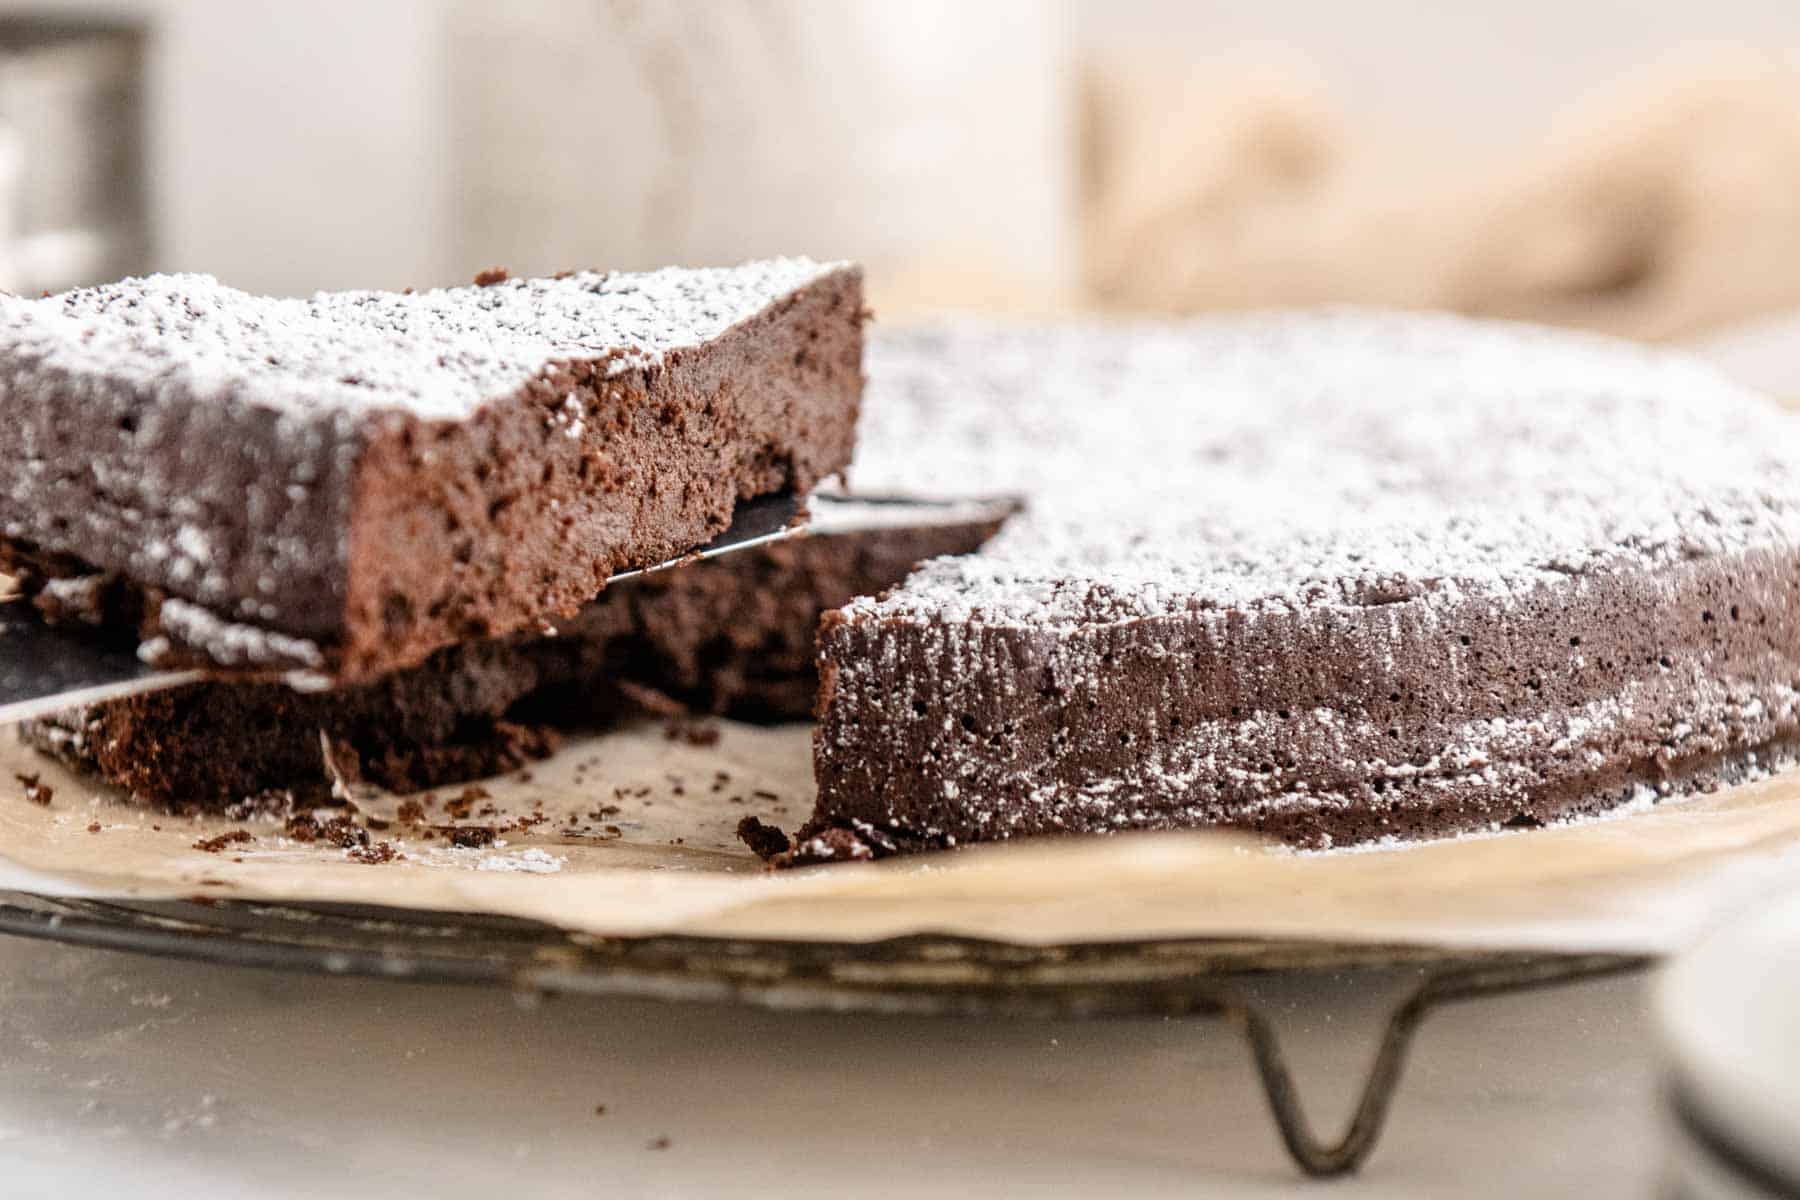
1225;953;1651;1178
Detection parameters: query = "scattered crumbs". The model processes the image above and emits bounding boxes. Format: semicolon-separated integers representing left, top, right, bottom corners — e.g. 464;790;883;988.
14;772;52;806
751;789;779;802
364;817;391;832
472;266;509;287
86;822;102;834
604;824;622;836
515;770;534;784
396;799;427;825
664;720;720;747
646;1136;671;1151
347;842;398;865
151;824;162;832
442;825;497;849
594;1104;607;1117
193;829;253;853
284;813;368;849
597;804;622;817
444;786;489;820
735;816;792;860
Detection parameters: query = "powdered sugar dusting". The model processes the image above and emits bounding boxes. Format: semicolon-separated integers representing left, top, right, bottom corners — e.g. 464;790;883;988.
475;847;565;873
846;313;1800;626
148;598;325;670
0;258;844;422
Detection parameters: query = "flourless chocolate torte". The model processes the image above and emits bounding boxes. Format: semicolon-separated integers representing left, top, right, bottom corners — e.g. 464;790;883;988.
0;260;863;680
795;313;1800;860
23;499;1009;810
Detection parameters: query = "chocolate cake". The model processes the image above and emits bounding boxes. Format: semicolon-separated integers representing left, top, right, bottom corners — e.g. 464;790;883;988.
796;314;1800;860
0;259;863;680
23;499;1008;809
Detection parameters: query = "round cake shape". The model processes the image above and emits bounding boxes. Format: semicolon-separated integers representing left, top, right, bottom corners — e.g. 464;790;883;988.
803;311;1800;859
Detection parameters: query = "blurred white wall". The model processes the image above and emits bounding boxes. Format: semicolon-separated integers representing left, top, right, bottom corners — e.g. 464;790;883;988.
5;0;1076;306
1079;0;1800;150
3;0;450;294
446;0;1076;313
14;0;1800;316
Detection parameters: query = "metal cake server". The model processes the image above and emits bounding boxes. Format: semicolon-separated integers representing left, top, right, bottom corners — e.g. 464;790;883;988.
0;491;808;725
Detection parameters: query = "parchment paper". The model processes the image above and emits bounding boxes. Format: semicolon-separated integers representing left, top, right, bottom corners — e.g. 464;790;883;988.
5;717;1797;957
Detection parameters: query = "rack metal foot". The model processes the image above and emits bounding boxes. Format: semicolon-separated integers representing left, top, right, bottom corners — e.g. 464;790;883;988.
1227;953;1652;1176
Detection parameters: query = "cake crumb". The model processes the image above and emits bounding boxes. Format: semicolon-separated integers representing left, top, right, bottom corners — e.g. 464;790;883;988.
646;1136;671;1151
14;772;52;806
396;799;427;825
473;266;509;287
442;825;497;848
665;720;721;747
735;816;792;860
193;829;252;853
347;842;398;864
444;787;488;820
86;821;101;834
284;813;368;849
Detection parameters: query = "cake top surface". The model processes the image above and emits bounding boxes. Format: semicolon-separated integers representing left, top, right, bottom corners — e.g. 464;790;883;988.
846;311;1800;628
0;258;845;422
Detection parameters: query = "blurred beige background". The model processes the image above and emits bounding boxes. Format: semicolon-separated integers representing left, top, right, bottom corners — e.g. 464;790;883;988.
13;0;1800;340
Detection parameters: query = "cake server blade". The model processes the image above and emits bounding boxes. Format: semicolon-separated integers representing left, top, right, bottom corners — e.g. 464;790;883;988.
0;605;204;724
0;492;811;724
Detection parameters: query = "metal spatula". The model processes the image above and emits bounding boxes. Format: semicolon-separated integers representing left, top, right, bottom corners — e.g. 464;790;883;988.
0;491;808;725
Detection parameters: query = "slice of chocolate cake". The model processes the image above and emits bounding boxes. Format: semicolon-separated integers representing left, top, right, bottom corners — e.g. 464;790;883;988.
796;314;1800;860
23;499;1008;810
0;259;863;680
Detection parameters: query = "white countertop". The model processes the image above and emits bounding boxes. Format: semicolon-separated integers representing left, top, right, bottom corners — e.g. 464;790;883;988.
0;933;1659;1197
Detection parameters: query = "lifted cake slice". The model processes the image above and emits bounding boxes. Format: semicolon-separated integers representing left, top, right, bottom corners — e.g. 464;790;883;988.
21;497;1012;811
0;259;863;680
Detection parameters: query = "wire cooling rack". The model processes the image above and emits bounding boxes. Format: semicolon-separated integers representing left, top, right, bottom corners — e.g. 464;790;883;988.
0;889;1648;1177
